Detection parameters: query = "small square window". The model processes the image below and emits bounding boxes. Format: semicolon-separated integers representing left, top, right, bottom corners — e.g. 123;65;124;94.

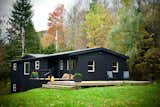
88;60;95;72
13;63;17;71
13;84;16;92
35;61;40;70
112;62;119;73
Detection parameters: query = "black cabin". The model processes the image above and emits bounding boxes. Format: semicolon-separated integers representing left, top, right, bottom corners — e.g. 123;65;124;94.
11;47;129;92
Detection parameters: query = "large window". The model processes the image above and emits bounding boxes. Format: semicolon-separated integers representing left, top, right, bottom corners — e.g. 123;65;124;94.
59;60;63;70
88;60;95;72
112;62;119;73
35;61;40;70
13;63;17;71
67;59;76;70
24;62;30;75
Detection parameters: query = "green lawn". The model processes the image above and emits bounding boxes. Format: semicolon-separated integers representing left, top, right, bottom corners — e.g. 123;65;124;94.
0;84;160;107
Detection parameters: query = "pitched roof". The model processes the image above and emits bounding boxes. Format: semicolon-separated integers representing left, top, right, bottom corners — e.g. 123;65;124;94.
17;47;128;61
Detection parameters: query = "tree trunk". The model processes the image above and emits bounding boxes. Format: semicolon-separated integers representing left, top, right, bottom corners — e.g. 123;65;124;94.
55;30;58;51
21;28;25;56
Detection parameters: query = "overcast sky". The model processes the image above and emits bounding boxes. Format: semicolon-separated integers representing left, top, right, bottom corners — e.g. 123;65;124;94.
32;0;75;31
0;0;76;31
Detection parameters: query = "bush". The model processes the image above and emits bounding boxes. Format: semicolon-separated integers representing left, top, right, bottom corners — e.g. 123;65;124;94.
31;71;39;78
0;71;10;81
73;73;82;82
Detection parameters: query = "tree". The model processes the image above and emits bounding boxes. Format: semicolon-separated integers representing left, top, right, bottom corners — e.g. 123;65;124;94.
8;0;32;57
41;43;56;54
132;2;160;80
107;7;143;55
0;17;10;80
41;33;55;48
47;4;64;51
142;3;160;48
25;21;41;53
133;32;160;80
106;1;145;80
65;10;87;49
107;0;160;80
84;2;112;48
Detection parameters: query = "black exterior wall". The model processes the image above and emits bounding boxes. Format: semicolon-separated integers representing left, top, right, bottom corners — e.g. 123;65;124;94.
75;51;128;80
11;59;49;93
11;47;129;93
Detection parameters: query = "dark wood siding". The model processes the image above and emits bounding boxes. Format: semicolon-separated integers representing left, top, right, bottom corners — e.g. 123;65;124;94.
76;51;128;80
11;48;128;93
11;59;49;92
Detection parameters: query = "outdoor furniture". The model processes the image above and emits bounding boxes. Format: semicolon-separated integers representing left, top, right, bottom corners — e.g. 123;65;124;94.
107;71;113;79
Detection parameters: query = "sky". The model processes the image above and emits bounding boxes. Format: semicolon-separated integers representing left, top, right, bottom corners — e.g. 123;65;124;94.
31;0;75;31
0;0;76;31
0;0;114;32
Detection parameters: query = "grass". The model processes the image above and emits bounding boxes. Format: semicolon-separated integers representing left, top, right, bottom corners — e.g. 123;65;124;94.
0;84;160;107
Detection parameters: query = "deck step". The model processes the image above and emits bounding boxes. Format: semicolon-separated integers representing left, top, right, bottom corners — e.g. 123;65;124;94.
43;81;151;89
42;84;76;89
47;81;76;86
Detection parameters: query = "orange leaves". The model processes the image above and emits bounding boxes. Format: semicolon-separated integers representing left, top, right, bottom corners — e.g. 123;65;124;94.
41;33;55;48
48;4;64;32
41;4;65;49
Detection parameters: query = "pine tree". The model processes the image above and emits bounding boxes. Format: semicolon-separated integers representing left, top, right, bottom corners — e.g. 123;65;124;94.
8;0;32;57
25;21;41;53
8;0;41;58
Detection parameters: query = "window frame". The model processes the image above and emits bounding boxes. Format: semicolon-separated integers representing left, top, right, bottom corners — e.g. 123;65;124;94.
67;60;69;70
24;62;30;75
112;62;119;73
13;84;16;92
67;59;75;70
13;63;17;71
59;60;63;70
88;60;95;73
35;60;40;70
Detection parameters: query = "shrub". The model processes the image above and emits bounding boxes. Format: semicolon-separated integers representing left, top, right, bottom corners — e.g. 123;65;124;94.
31;71;39;78
73;73;82;82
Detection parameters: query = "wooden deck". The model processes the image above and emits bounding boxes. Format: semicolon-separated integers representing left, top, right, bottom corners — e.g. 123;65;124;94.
30;78;72;81
42;81;151;89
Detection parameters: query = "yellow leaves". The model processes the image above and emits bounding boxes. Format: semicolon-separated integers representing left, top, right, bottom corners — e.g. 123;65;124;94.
84;3;113;47
84;3;113;48
87;42;94;48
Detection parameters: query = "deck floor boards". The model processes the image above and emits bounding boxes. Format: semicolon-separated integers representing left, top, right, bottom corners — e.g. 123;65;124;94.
42;81;151;89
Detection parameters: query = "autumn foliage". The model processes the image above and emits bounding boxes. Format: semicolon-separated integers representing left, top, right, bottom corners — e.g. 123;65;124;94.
41;33;55;48
48;4;64;34
41;4;64;48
